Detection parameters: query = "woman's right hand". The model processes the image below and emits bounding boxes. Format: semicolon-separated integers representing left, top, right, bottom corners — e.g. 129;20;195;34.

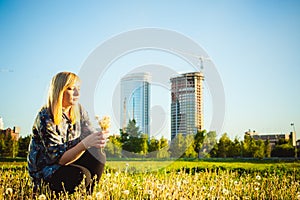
81;132;106;149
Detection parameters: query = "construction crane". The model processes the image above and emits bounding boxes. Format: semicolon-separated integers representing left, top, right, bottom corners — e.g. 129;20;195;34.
171;48;211;70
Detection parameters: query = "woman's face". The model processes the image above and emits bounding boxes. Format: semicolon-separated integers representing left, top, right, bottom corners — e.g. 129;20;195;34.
62;81;80;108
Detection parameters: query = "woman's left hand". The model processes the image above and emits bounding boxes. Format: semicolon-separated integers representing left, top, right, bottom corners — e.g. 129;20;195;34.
99;130;109;148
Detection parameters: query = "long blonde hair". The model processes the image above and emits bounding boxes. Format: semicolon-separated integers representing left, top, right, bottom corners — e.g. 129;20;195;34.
47;72;80;125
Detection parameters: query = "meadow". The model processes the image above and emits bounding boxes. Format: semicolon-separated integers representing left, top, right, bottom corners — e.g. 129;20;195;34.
1;159;300;199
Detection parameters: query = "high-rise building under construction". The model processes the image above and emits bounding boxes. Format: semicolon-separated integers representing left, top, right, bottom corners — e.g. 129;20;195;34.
170;72;204;140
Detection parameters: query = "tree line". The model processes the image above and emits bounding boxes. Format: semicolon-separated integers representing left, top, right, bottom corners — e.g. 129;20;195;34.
0;119;297;159
0;132;30;158
105;119;297;159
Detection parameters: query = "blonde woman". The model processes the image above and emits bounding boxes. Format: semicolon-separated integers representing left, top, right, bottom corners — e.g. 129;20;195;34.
28;72;108;195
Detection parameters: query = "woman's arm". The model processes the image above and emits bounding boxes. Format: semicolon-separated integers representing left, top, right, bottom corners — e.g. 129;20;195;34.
58;141;85;165
58;131;107;165
59;105;108;165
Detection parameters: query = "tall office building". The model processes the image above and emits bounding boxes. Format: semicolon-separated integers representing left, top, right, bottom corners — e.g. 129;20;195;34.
170;72;204;140
120;72;151;136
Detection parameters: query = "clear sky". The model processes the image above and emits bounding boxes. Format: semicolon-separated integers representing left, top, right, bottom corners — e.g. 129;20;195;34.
0;0;299;141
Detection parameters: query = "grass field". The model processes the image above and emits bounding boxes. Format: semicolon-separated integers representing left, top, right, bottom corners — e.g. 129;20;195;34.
1;159;300;199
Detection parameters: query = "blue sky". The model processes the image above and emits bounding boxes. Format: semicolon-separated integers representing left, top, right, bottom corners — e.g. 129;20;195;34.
0;0;299;140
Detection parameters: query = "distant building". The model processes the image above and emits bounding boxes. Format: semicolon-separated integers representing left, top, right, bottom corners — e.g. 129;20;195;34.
245;130;296;149
0;117;3;130
120;72;151;136
0;126;20;141
170;72;204;140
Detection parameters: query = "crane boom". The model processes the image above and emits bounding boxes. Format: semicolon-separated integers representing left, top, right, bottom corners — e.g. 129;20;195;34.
171;48;211;70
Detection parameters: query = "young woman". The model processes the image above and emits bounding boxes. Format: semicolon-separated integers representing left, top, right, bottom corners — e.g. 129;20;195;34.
27;72;108;195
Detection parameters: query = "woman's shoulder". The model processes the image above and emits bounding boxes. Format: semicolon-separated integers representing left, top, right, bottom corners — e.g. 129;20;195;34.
38;107;52;119
77;104;93;123
34;107;54;126
77;103;88;116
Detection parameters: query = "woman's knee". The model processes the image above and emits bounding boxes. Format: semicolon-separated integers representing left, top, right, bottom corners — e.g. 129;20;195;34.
47;165;91;194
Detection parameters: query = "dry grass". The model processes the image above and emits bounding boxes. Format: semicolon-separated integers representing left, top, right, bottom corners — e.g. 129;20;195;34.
1;161;299;199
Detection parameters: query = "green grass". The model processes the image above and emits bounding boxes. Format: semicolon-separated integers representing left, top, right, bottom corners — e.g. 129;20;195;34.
105;159;300;173
1;158;300;173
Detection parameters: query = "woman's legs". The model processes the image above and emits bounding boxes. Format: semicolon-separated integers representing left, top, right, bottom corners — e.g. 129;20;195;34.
47;164;91;194
47;147;105;194
74;147;106;181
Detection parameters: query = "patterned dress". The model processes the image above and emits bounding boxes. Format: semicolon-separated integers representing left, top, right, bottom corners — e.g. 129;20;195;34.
27;104;96;190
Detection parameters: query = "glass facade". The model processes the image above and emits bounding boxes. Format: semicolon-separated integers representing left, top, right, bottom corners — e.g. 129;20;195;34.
170;72;204;140
120;73;151;136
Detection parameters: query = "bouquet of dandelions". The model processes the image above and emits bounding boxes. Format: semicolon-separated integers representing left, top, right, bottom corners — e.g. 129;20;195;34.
95;115;110;153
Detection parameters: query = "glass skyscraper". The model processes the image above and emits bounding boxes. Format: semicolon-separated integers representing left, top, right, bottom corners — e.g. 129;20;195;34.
170;72;204;140
120;72;151;136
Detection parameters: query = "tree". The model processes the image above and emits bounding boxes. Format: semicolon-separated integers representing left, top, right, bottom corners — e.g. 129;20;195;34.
148;137;161;158
156;137;170;158
217;133;232;158
169;133;185;158
126;119;140;137
17;135;31;157
105;135;122;158
272;143;294;157
0;132;19;158
183;134;197;158
139;133;149;155
194;129;205;158
147;136;170;158
160;137;169;149
276;138;290;145
209;143;218;158
148;137;160;152
203;131;217;158
119;128;129;143
242;134;255;157
253;139;265;159
229;137;242;157
264;140;272;158
121;119;142;153
3;132;14;157
0;133;6;156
